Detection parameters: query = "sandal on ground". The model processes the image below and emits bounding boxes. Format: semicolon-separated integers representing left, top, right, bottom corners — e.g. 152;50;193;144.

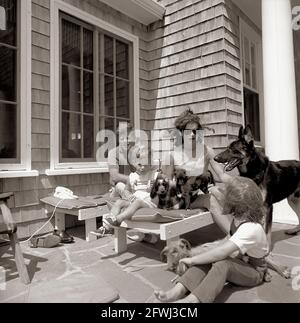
127;232;159;244
53;230;74;244
127;231;145;242
29;234;61;248
91;215;119;237
91;226;114;237
103;215;119;229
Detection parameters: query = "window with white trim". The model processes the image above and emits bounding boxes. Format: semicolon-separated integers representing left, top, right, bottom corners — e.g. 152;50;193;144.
0;0;18;163
241;21;263;143
59;13;133;164
0;0;31;172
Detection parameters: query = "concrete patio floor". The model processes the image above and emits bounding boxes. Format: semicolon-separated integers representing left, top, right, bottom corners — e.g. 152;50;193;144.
0;223;300;303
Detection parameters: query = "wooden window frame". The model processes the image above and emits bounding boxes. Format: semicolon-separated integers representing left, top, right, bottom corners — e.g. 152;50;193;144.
0;0;33;174
239;18;265;147
48;0;140;175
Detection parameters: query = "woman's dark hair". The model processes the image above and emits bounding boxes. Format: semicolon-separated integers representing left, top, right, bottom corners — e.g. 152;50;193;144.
223;177;265;224
173;108;203;146
175;108;203;132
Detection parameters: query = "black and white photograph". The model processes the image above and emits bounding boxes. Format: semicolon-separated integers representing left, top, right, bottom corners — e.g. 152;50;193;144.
0;0;300;305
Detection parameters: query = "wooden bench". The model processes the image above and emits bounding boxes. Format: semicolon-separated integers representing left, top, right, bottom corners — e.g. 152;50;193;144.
114;211;213;254
41;196;110;242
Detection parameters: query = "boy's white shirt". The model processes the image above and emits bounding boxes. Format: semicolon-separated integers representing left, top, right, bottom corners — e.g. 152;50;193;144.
229;222;269;258
129;172;151;191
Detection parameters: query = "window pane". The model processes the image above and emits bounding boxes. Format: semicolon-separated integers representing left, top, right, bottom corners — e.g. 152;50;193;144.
104;35;113;75
83;71;93;114
252;66;257;90
99;117;114;132
62;19;81;67
244;36;250;63
116;40;129;79
62;112;81;158
83;28;93;70
245;62;251;87
116;80;129;119
104;75;114;116
0;104;16;159
0;46;16;101
62;65;81;112
0;0;17;46
244;87;260;141
99;117;114;158
251;44;256;66
83;115;94;158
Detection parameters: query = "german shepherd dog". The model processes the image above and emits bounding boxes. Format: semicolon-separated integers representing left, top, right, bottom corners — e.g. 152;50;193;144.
214;125;300;237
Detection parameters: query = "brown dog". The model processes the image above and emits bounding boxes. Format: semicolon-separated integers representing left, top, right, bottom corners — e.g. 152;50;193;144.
160;238;226;276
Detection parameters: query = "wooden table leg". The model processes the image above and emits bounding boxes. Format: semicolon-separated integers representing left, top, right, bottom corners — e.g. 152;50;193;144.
9;233;30;284
55;212;65;231
85;218;97;242
114;227;127;254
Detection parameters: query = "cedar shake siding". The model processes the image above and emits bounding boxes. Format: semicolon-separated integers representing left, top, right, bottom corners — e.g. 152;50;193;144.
147;0;243;152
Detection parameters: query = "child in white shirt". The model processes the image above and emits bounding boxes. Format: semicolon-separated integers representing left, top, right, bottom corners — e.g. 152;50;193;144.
154;176;270;303
102;147;159;232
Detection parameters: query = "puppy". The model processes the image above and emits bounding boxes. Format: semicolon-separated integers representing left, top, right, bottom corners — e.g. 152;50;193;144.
160;238;226;276
150;174;179;210
175;170;214;209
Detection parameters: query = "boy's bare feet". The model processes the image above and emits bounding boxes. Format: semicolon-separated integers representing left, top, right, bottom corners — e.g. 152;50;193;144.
153;283;187;302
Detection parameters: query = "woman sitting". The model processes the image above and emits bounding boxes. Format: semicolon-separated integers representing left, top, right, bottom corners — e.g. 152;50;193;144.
162;108;235;234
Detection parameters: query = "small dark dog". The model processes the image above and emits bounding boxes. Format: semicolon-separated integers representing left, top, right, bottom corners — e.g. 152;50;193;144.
175;169;214;209
150;174;179;210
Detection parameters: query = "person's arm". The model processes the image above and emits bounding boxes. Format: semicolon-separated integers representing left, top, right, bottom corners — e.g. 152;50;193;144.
206;146;232;183
109;168;129;185
108;147;129;185
180;240;239;267
161;153;175;180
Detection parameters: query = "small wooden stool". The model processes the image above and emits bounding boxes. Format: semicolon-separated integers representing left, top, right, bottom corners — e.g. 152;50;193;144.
0;192;30;284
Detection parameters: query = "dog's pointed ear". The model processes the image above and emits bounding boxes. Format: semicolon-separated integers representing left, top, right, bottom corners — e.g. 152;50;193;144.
160;247;169;263
238;126;244;140
244;125;254;145
179;239;192;250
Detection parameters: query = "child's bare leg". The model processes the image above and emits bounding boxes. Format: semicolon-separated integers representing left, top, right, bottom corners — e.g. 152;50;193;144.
111;200;130;218
154;283;188;303
116;199;148;223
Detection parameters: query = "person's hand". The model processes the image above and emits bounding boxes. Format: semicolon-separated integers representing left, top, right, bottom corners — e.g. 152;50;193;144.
179;257;193;268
